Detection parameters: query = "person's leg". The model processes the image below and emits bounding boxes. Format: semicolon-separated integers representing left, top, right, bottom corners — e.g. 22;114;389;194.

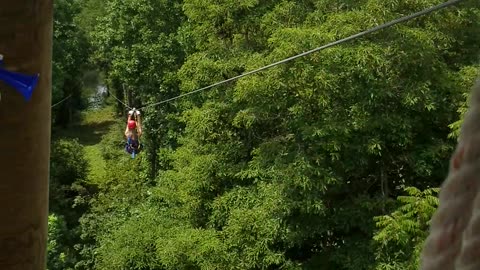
125;135;134;154
131;139;137;151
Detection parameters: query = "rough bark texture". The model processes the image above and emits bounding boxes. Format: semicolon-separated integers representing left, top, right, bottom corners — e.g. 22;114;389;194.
421;79;480;270
0;1;52;269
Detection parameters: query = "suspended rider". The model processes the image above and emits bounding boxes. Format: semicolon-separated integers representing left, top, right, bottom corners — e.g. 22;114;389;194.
124;108;142;158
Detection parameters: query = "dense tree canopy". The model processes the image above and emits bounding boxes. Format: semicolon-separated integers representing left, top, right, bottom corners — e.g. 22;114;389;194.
52;0;90;126
49;0;480;269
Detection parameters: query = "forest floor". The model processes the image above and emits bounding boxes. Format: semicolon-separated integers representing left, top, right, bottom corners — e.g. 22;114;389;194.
55;105;117;184
79;106;116;182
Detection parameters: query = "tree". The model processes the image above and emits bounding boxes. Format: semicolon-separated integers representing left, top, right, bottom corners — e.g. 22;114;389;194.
49;139;91;269
90;0;185;177
48;214;73;270
153;0;480;269
52;0;90;126
79;0;480;269
449;65;480;139
373;187;439;270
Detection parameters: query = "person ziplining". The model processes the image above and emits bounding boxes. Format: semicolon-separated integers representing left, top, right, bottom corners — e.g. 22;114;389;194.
124;108;143;158
107;88;145;158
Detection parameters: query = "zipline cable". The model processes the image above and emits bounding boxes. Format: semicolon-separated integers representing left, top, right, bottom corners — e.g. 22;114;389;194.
108;89;132;110
138;0;465;110
51;94;72;108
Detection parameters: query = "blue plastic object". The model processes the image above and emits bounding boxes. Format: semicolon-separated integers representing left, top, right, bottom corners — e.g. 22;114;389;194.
0;57;39;101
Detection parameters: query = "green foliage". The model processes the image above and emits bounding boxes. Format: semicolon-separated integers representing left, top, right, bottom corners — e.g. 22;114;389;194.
52;0;90;126
50;139;89;219
76;0;107;42
66;0;480;270
373;187;439;270
448;65;480;139
75;119;154;269
147;1;478;269
89;0;186;177
48;214;72;270
49;139;90;269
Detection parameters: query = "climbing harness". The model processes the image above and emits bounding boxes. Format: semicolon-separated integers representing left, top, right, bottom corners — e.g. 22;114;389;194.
125;137;142;159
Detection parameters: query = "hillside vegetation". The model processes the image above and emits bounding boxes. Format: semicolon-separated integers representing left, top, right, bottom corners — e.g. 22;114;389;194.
49;0;480;269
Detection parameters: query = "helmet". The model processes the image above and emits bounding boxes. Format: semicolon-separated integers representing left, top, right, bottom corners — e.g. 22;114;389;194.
128;120;137;129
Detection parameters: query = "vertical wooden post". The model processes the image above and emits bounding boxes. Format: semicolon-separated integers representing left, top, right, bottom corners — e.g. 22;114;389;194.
0;1;52;269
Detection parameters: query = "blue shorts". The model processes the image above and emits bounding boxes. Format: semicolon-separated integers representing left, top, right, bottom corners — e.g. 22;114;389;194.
125;138;140;154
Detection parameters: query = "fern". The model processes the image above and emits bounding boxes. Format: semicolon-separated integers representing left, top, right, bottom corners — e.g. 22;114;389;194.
372;187;439;269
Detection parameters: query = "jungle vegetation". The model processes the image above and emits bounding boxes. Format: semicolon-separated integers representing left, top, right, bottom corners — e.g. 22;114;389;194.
48;0;480;269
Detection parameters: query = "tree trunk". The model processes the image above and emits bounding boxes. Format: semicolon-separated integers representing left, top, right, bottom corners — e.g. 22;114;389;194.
381;163;388;213
0;1;52;269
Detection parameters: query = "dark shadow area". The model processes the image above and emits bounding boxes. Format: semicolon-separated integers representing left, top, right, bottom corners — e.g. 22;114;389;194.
52;120;117;146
